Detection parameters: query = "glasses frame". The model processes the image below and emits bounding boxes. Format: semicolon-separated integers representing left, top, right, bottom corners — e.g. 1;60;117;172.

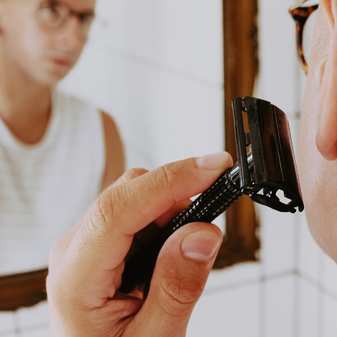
289;0;319;75
34;0;96;42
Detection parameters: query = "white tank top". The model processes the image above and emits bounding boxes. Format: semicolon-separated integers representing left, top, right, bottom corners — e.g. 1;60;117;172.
0;90;105;276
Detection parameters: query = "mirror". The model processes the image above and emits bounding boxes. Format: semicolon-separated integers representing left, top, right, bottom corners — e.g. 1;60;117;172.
0;0;259;313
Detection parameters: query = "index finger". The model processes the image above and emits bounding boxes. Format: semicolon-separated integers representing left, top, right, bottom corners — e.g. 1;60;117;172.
60;152;232;289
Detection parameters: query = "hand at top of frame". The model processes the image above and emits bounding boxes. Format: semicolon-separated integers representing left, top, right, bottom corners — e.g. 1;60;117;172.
47;152;232;337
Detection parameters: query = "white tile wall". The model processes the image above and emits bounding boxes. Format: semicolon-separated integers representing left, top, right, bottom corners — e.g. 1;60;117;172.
298;211;323;282
20;327;51;337
4;0;337;336
60;47;224;170
0;333;15;337
205;262;260;291
15;302;49;332
298;279;320;337
263;276;295;337
322;254;337;298
259;206;296;276
255;0;299;115
322;294;337;337
187;283;260;337
60;0;224;171
0;312;15;336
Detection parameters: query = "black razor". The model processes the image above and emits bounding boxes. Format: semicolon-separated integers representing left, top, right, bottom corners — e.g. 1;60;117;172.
119;97;304;294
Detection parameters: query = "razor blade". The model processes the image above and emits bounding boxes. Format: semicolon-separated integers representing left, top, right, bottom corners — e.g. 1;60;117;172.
233;96;303;213
119;97;304;294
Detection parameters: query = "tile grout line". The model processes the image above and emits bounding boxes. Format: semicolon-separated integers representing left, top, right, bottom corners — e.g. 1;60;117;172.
259;223;266;337
16;322;50;335
292;272;300;337
258;281;266;337
205;265;337;299
204;269;297;296
13;311;20;337
292;212;301;337
317;252;325;337
258;251;266;337
0;328;15;337
0;319;50;337
298;269;337;303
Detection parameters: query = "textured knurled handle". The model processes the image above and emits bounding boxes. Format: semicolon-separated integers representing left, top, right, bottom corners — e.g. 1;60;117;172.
119;166;242;294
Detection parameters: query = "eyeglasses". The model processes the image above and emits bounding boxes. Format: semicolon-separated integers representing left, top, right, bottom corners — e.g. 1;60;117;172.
34;0;96;41
289;0;319;75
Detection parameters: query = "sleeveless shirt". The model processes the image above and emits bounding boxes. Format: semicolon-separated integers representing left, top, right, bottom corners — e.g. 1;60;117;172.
0;90;105;276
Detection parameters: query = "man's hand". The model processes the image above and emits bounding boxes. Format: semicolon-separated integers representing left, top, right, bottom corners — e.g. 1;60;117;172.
47;152;232;337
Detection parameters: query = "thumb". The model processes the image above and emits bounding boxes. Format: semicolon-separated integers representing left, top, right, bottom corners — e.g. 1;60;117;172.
126;223;223;337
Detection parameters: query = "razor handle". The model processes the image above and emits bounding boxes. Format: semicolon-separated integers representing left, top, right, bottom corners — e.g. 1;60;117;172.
119;160;245;294
119;96;305;294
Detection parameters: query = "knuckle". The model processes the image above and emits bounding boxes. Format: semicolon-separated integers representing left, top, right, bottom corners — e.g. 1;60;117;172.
49;239;60;261
151;164;175;190
123;168;148;181
158;165;171;186
46;270;69;310
156;271;204;317
48;240;62;269
83;186;127;237
46;272;87;320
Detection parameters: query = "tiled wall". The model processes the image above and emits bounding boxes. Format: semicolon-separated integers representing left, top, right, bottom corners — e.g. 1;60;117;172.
2;0;337;336
60;0;225;171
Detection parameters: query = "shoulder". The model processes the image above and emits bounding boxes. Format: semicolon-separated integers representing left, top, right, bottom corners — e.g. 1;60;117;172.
55;91;125;189
100;111;125;191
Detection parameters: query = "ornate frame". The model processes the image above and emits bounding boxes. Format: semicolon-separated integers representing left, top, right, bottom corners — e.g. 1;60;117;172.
213;0;260;269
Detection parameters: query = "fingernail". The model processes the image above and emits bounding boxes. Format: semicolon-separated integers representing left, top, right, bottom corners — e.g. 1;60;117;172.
181;230;222;260
196;152;229;171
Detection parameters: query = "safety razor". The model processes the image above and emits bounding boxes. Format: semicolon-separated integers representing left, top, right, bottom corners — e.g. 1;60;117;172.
119;96;304;294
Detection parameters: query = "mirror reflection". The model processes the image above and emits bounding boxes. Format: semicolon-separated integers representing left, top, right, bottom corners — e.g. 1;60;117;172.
0;0;225;333
0;0;124;277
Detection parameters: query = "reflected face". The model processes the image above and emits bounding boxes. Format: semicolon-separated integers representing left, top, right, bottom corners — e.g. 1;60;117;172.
0;0;96;85
298;4;337;261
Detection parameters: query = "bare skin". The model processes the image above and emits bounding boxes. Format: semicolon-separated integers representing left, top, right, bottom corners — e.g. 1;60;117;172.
298;0;337;261
47;152;232;337
0;0;124;189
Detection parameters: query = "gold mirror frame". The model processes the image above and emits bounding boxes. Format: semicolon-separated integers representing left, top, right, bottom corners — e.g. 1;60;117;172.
213;0;260;269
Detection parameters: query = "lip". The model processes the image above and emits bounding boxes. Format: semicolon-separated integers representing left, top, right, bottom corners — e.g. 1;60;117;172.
50;57;72;68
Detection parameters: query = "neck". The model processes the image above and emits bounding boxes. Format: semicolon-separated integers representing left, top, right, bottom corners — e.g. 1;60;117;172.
0;46;53;145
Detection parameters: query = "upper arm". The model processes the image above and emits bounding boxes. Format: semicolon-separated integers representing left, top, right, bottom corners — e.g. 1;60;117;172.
100;111;125;192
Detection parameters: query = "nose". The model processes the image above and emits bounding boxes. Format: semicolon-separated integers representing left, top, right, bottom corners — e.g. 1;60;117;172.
315;33;337;160
56;15;85;51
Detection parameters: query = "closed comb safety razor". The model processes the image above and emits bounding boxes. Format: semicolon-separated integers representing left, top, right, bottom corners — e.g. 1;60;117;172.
119;96;304;294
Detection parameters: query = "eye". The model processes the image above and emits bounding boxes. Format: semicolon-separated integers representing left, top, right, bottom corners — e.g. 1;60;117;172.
37;0;67;25
78;13;95;25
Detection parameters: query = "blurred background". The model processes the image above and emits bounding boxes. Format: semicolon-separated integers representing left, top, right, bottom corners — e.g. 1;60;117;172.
2;0;337;336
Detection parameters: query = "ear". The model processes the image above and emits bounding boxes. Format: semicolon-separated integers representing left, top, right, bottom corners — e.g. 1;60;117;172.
0;0;12;35
0;2;6;36
315;2;337;160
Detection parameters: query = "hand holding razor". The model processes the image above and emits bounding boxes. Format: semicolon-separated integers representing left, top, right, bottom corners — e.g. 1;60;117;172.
119;97;304;294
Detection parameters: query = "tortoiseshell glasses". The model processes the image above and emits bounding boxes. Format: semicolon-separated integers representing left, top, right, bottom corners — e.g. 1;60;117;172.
289;0;319;75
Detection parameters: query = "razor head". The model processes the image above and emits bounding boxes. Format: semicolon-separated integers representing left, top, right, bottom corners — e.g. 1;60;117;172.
232;97;304;213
